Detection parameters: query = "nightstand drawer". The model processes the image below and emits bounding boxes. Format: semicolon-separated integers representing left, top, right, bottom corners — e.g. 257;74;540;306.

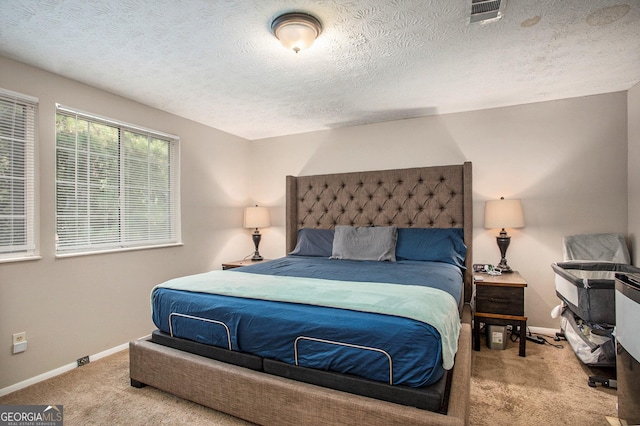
476;286;524;316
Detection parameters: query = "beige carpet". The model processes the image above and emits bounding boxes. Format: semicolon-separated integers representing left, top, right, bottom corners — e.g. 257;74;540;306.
470;334;617;425
0;334;617;425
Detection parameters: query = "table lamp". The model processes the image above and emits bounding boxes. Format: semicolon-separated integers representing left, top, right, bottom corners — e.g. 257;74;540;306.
244;206;270;261
484;197;524;273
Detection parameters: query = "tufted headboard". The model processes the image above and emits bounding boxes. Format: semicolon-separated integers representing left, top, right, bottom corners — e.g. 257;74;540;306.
286;162;473;303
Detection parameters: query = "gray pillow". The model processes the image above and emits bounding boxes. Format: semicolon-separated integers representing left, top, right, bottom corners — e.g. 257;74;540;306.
330;225;397;261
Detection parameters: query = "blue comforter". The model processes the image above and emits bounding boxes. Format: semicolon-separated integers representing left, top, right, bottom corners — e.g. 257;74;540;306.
151;256;463;387
236;256;463;304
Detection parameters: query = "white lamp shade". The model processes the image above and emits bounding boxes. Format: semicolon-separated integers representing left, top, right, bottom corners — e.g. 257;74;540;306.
244;206;270;229
484;198;524;229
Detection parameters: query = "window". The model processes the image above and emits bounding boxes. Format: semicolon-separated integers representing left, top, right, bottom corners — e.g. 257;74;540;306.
0;89;37;261
55;105;180;255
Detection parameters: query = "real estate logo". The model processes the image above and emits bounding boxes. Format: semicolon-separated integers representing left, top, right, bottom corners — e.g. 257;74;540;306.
0;405;63;426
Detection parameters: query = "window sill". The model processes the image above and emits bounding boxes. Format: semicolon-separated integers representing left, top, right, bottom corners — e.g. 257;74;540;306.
55;242;184;259
0;255;42;264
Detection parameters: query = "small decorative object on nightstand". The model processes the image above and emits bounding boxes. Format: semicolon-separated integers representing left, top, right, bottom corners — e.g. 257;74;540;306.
473;271;528;357
222;259;269;270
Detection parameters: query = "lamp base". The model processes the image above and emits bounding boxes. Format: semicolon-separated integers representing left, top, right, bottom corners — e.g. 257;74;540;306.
496;232;514;273
496;259;513;273
251;230;263;261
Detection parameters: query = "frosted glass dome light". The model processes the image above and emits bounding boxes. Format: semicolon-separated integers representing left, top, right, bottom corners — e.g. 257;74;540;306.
271;13;322;53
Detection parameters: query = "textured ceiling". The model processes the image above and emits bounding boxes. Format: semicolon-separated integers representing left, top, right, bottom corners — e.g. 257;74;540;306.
1;0;639;140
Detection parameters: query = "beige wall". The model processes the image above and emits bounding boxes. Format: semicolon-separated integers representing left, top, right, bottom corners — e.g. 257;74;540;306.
251;92;630;330
1;54;634;391
0;57;252;389
628;82;640;266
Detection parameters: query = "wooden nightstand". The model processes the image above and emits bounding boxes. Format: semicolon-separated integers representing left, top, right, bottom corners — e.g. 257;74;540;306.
222;259;269;270
473;271;528;357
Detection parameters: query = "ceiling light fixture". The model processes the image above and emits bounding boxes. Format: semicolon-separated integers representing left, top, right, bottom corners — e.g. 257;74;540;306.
271;12;322;53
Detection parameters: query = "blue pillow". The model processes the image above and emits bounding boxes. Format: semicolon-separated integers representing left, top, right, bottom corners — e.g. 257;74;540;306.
289;228;334;257
395;228;466;267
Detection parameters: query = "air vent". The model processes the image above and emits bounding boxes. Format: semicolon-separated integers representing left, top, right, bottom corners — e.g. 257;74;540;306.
470;0;506;23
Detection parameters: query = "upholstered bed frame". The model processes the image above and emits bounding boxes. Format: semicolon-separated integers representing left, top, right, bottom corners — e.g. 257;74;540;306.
130;162;473;425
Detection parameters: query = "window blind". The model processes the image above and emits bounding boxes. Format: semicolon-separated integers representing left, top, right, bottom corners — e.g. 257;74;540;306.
55;105;180;255
0;89;37;260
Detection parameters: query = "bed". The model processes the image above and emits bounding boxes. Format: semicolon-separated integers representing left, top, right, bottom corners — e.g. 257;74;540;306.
130;162;473;425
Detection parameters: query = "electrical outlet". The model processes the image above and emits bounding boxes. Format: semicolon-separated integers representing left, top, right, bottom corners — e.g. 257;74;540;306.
12;332;28;354
13;332;26;345
77;356;90;367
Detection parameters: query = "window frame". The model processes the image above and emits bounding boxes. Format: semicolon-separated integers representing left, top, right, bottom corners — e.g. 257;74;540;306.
0;88;39;263
55;104;181;257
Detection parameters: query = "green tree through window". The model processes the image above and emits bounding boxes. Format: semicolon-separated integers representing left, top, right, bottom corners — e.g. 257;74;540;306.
55;107;180;255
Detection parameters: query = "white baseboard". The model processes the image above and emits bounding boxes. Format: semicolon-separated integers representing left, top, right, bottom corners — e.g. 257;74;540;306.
528;326;561;337
0;334;150;398
486;324;561;338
